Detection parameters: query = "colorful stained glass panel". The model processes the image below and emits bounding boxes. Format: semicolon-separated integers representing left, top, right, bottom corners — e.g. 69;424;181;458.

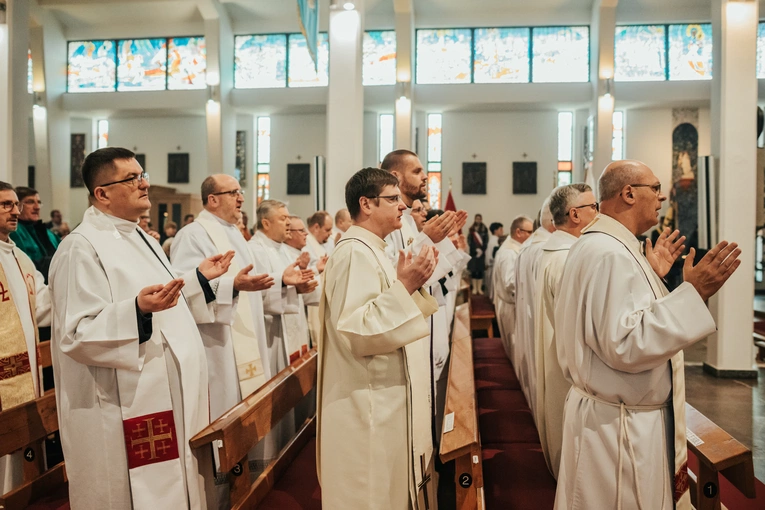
68;40;117;92
427;173;442;209
758;23;765;79
27;50;33;94
532;26;589;83
668;24;712;81
363;31;397;86
473;28;530;83
427;114;443;163
416;29;472;84
614;25;666;82
257;173;270;205
168;37;206;90
117;38;167;91
288;33;329;87
235;35;287;89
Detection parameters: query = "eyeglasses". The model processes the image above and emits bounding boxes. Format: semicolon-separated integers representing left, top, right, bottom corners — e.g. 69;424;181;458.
288;228;307;234
98;172;149;189
568;202;600;214
519;228;533;234
211;189;245;198
0;201;20;212
369;194;402;204
629;183;662;195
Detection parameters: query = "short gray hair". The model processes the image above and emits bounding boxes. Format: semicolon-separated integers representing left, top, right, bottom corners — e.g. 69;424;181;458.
540;196;554;230
549;183;593;226
509;215;532;236
256;199;287;229
598;162;642;201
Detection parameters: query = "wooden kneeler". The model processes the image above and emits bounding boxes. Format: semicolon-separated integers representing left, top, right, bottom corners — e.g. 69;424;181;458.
190;349;318;509
685;403;756;510
440;303;484;510
0;341;68;510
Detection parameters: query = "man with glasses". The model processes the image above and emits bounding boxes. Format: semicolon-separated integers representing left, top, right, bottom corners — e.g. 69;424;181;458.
283;215;320;350
554;161;742;510
0;181;51;495
49;147;236;509
9;187;59;281
532;183;598;480
318;167;439;510
304;211;332;344
514;198;556;420
492;215;534;359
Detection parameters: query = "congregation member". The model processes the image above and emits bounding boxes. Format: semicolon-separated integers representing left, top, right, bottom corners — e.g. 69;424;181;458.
317;167;439;510
0;182;51;494
49;147;236;509
305;211;332;343
411;199;427;232
10;187;59;280
484;221;504;300
183;213;196;227
514;199;555;420
283;215;321;351
533;183;598;479
492;215;533;360
45;209;64;238
138;213;160;241
162;220;177;257
248;200;316;374
467;214;489;295
554;160;740;509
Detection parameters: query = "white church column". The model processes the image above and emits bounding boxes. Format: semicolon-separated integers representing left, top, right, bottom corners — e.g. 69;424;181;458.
705;0;759;378
588;0;617;186
200;0;235;177
0;0;31;185
394;0;414;150
325;0;364;213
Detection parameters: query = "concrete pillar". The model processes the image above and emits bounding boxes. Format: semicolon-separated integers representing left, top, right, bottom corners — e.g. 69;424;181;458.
0;0;31;184
705;0;759;378
394;0;414;150
200;0;236;178
325;1;364;213
588;0;617;190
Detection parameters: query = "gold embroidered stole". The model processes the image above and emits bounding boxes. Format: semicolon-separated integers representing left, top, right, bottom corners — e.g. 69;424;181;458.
583;215;690;509
0;252;38;410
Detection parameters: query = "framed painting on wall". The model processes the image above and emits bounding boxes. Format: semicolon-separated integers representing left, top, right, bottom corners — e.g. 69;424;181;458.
462;162;487;194
168;153;190;184
135;153;146;171
70;133;86;188
513;161;537;194
287;163;310;195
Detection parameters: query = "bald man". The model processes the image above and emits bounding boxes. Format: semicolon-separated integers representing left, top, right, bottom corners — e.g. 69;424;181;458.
554;160;741;509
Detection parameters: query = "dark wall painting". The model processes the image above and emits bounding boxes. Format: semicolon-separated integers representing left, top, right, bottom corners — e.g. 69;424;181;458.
513;161;537;194
462;162;487;194
168;153;190;184
135;154;146;172
287;163;310;195
671;108;699;249
235;131;247;187
70;133;86;188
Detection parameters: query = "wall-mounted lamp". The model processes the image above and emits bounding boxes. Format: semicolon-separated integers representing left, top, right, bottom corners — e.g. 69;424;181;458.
33;91;45;108
207;84;220;104
603;77;613;99
330;0;356;10
395;80;411;102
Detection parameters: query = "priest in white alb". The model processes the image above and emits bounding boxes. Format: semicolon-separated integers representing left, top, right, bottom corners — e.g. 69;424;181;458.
305;211;332;342
283;216;321;351
492;215;533;360
0;182;51;494
532;183;598;479
514;198;555;418
49;148;236;509
318;167;439;510
554;160;741;510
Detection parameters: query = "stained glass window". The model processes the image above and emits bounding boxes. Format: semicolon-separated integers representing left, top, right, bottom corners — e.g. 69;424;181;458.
235;34;287;89
668;24;712;81
473;28;530;83
557;112;573;161
612;111;624;160
257;117;271;205
532;26;589;83
364;31;397;86
758;23;765;79
97;120;109;149
288;33;329;87
427;113;443;209
427;173;442;209
614;25;667;81
416;29;472;84
168;37;206;90
379;114;394;164
117;38;167;91
27;50;33;94
68;40;117;92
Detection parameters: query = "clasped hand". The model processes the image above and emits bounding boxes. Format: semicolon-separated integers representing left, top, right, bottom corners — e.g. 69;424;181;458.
397;245;439;294
422;210;468;244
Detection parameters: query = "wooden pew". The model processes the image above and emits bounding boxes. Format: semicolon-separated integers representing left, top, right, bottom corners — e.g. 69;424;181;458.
190;349;318;509
440;303;484;510
685;403;756;510
468;287;495;338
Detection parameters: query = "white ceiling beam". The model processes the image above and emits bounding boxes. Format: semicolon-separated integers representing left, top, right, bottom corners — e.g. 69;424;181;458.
393;0;413;15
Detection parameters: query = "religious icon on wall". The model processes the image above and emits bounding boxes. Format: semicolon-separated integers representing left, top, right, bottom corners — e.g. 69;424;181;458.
70;133;86;188
513;161;537;194
462;162;487;194
672;108;699;249
287;163;311;195
167;153;190;184
235;131;247;187
135;154;146;172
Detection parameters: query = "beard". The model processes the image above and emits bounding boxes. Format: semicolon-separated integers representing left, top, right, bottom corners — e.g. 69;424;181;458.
402;180;427;202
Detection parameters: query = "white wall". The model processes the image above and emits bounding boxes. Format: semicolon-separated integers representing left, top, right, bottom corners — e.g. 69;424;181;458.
67;117;94;224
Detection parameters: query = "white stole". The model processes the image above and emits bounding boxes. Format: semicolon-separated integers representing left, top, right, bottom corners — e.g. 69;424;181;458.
195;213;267;397
582;215;690;509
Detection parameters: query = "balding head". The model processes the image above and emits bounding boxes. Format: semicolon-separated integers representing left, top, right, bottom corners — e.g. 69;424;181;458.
598;160;667;236
335;208;352;232
201;174;243;224
598;160;646;202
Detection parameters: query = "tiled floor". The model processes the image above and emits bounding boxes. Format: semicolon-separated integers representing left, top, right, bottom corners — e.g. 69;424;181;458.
685;335;765;482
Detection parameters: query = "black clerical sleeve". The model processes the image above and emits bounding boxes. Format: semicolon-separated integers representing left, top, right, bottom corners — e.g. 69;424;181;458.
196;269;217;304
135;298;153;344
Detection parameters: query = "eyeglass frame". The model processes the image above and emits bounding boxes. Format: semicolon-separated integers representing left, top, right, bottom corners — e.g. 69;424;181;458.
288;228;308;234
628;183;662;195
366;194;402;204
567;202;600;215
97;171;150;190
210;188;245;198
0;200;21;213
